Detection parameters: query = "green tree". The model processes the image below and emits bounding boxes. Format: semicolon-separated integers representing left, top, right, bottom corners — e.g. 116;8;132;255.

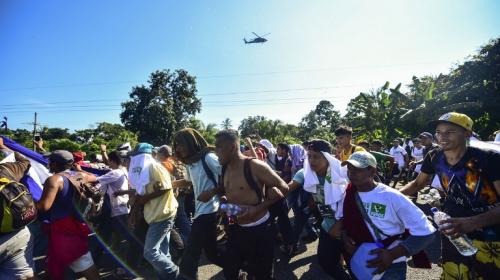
40;127;71;140
401;38;500;138
48;139;81;152
186;118;219;144
298;100;341;142
239;116;300;144
344;82;413;144
121;69;201;145
220;118;233;130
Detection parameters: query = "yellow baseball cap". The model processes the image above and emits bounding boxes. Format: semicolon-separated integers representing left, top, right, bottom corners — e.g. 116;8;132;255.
431;112;473;131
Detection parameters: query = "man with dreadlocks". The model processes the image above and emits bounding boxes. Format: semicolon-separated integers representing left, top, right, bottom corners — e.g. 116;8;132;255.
172;128;223;280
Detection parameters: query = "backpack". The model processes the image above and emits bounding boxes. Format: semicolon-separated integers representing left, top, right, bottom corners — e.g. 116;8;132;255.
201;152;218;189
59;172;104;222
0;177;37;233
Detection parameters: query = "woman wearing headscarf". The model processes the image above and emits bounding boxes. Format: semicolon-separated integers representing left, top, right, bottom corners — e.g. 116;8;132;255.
287;139;352;279
172;128;223;280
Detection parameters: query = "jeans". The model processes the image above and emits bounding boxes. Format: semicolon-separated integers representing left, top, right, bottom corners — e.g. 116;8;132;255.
175;194;192;245
179;212;222;279
380;262;406;280
0;227;34;279
143;216;179;280
288;188;316;244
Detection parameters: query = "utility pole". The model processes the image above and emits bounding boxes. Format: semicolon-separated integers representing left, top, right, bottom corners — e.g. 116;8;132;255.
32;112;38;150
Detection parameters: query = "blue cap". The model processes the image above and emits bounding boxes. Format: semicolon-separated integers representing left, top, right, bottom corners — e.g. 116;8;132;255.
133;143;154;155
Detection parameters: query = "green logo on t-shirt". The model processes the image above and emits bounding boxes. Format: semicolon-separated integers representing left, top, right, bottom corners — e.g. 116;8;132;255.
369;203;386;218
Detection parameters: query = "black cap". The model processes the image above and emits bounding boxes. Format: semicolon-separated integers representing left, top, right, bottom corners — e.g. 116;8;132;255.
43;150;74;164
306;139;332;154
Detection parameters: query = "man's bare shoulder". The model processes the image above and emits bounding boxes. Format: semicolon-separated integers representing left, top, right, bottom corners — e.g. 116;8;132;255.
45;174;64;189
249;158;273;173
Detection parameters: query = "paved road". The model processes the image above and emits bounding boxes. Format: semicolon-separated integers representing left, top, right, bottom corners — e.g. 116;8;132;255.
197;240;442;280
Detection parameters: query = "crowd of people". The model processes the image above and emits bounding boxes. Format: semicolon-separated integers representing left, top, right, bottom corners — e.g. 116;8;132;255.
0;111;499;280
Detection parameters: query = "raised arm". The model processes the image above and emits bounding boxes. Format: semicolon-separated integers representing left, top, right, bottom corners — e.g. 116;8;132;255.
400;172;432;196
253;159;289;200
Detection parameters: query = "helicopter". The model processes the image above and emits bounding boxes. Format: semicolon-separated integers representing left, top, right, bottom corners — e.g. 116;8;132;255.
243;32;270;44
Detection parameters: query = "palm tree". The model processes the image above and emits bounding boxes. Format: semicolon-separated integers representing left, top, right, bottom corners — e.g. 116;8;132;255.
220;118;233;130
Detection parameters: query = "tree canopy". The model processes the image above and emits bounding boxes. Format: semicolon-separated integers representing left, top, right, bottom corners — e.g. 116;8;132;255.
120;69;201;145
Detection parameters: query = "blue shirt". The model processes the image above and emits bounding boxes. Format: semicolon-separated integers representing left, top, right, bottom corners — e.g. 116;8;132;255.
185;153;221;218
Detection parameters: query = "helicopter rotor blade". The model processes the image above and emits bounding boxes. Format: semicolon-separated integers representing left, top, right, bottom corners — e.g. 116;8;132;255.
252;32;260;38
261;33;271;37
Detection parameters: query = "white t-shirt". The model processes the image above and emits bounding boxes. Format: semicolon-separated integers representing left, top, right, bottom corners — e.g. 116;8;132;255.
97;167;130;217
390;146;407;168
411;146;425;173
411;146;424;161
357;183;436;263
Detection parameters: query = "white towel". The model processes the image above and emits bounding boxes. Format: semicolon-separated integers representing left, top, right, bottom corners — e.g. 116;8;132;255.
128;153;155;195
303;151;348;218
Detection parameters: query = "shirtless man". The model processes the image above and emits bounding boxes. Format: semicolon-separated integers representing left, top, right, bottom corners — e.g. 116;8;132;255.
201;129;288;280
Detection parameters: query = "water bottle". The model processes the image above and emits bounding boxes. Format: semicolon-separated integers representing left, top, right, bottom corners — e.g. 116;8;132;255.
220;203;243;216
220;203;245;224
431;207;478;256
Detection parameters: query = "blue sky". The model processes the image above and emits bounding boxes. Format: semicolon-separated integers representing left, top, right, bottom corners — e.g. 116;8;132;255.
1;0;499;131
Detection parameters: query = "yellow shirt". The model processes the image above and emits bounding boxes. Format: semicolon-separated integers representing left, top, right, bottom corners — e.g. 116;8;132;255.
339;145;366;161
143;162;178;224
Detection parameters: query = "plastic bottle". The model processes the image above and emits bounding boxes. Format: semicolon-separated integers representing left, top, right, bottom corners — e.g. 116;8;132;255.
431;207;478;256
220;203;246;224
220;203;243;216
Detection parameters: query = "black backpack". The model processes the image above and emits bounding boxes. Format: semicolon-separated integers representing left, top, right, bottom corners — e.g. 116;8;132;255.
0;176;37;233
201;154;263;202
201;152;219;189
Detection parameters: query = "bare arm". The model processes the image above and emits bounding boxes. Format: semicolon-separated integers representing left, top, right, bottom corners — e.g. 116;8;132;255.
287;180;301;195
34;139;46;153
385;156;395;176
244;137;258;159
72;166;97;183
236;160;289;222
172;179;193;189
253;160;289;199
0;138;31;181
37;175;63;212
100;144;110;166
138;188;168;205
400;172;432;196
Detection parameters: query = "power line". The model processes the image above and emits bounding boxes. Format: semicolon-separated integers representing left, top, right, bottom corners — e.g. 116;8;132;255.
0;98;344;115
0;95;354;113
0;83;370;108
0;61;450;92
